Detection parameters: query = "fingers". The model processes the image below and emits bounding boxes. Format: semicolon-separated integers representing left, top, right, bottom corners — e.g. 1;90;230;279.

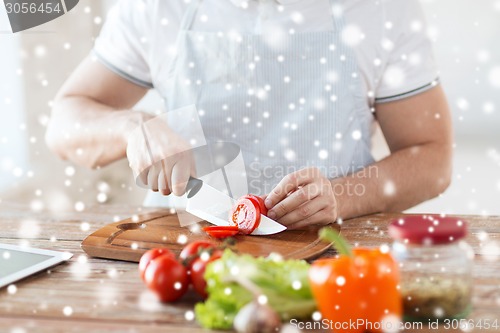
147;163;160;192
277;197;328;226
190;159;197;179
265;169;316;210
126;142;149;187
264;168;338;228
158;161;171;196
126;118;195;195
143;153;193;196
268;183;322;220
170;153;192;196
287;209;334;230
139;170;149;187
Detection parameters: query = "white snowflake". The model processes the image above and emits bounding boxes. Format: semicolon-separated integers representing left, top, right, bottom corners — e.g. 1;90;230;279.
17;219;40;239
284;149;296;162
80;222;90;232
34;45;47;58
290;11;304;24
318;150;328;160
456;98;469;110
64;166;75;177
341;24;363;47
488;66;500;88
70;255;90;280
408;52;422;66
410;20;422;32
74;201;85;212
335;276;346;286
476;49;490;63
312;311;322;321
7;284;17;295
185;310;195;321
384;180;396;196
382;65;405;88
63;306;73;316
483;102;495;114
351;130;362;140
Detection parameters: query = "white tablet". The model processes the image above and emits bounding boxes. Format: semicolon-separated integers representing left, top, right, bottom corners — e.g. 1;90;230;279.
0;243;73;288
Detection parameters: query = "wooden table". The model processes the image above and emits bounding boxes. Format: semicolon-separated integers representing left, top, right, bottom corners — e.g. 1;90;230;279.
1;201;499;333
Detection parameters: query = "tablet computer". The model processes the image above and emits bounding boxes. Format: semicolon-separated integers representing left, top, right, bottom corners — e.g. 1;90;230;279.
0;243;73;288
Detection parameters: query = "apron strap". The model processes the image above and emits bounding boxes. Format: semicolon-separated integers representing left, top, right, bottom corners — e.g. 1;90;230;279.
179;0;202;31
328;0;346;32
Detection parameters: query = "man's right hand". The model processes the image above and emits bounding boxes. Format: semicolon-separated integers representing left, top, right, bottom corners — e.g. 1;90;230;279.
126;116;195;196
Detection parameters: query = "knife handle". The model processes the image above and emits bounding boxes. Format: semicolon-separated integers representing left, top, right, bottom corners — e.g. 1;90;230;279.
186;176;203;198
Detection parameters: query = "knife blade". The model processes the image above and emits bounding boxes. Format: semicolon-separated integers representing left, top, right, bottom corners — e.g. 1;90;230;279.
185;178;287;235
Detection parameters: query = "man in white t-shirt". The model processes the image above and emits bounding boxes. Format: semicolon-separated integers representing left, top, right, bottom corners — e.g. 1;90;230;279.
46;0;452;229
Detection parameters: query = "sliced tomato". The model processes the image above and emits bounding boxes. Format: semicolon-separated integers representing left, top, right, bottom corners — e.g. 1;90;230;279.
244;194;268;216
206;230;236;238
203;226;239;239
230;197;261;235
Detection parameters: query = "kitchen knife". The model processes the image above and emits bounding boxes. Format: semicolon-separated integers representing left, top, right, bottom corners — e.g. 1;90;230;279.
185;177;287;235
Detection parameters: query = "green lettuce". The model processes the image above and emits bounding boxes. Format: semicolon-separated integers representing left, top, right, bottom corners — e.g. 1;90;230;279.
195;250;316;330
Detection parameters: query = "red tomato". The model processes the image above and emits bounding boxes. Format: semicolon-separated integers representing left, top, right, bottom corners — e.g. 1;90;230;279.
179;241;215;269
230;197;261;234
190;250;223;298
144;255;189;302
244;194;268;216
138;248;175;281
203;226;239;239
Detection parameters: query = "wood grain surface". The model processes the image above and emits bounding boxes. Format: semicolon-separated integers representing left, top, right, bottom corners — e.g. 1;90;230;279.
81;210;337;262
1;201;499;333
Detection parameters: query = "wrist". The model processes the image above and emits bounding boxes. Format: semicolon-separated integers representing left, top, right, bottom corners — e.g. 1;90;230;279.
119;111;152;147
330;178;348;221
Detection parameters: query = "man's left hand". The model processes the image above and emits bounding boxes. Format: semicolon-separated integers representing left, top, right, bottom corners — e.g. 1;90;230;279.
264;167;338;229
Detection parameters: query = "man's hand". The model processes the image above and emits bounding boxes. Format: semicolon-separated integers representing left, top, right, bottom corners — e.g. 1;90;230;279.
264;167;337;229
126;117;195;196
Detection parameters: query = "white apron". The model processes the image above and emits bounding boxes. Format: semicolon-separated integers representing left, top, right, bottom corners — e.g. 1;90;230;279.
144;0;374;207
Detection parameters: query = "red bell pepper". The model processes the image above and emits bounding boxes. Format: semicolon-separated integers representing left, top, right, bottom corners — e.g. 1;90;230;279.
309;228;402;333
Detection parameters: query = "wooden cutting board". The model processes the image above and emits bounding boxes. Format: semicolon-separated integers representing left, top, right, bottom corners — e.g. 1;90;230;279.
81;210;338;262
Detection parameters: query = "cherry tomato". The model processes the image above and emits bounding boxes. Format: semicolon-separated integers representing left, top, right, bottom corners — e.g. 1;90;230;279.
179;241;215;269
231;197;261;234
190;250;223;298
144;255;189;302
203;226;239;239
138;248;175;281
244;194;268;216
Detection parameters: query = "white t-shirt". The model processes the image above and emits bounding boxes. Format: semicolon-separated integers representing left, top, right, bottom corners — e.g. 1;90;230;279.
94;0;438;107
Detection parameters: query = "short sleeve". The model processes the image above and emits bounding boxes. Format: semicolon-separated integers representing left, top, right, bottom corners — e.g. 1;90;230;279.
375;0;439;103
93;0;153;88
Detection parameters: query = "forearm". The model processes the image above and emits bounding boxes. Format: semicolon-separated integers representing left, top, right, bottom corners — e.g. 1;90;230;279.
331;142;452;220
46;96;149;168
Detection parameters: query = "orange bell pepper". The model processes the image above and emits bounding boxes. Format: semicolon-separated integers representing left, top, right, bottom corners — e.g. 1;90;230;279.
309;228;402;333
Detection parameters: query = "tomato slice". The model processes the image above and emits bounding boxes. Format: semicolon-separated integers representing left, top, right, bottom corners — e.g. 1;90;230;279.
203;226;239;239
203;226;239;231
244;194;268;216
230;197;261;235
